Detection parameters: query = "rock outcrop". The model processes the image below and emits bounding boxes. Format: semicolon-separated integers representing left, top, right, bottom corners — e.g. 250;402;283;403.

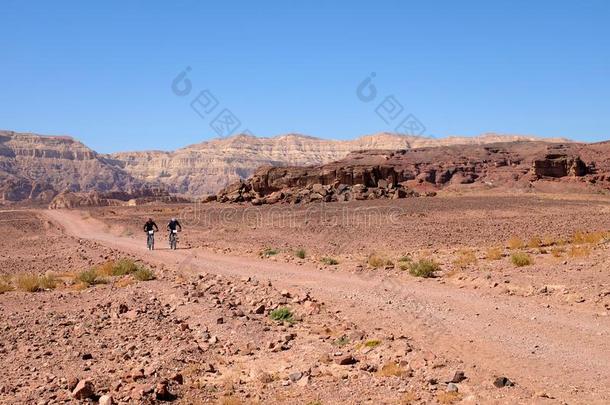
109;132;570;196
215;141;610;204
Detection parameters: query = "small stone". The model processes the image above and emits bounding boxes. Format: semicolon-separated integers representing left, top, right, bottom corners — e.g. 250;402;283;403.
71;379;94;400
449;370;466;383
216;317;224;324
493;376;514;388
446;383;459;392
289;372;303;382
99;394;115;405
335;354;357;365
254;304;266;314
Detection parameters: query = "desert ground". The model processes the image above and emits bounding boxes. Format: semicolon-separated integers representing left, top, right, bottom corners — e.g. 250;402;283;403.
1;192;609;404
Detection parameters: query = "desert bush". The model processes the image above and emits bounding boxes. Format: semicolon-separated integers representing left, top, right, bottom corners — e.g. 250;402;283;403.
334;335;349;347
321;257;339;265
15;274;56;292
437;391;462;404
527;237;542;248
260;248;279;257
397;256;413;271
38;274;57;290
76;269;103;286
112;258;140;276
270;307;294;323
294;248;306;259
407;259;440;278
572;231;605;245
551;247;565;257
507;236;524;249
568;245;591;258
0;276;13;293
377;361;405;377
364;339;381;348
453;249;477;268
511;252;532;267
134;267;155;281
368;253;393;269
486;247;503;260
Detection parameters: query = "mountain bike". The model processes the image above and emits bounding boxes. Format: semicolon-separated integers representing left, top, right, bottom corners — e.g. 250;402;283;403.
146;230;155;250
169;229;178;250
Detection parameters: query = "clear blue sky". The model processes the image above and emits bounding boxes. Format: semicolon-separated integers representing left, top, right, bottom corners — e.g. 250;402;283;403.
1;0;608;152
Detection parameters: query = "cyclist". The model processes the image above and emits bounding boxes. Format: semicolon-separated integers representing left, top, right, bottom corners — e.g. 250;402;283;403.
167;217;182;250
143;218;159;250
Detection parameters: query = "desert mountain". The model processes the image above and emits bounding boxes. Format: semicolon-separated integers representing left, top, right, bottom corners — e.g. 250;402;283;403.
0;131;160;203
0;130;577;203
108;132;569;196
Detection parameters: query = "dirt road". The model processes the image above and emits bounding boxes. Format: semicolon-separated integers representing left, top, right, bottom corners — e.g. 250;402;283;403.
43;209;610;404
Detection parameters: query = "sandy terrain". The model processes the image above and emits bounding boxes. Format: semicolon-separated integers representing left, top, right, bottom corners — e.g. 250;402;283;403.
1;193;609;404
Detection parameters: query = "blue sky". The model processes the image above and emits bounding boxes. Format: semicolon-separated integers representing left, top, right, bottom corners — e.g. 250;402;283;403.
1;0;608;152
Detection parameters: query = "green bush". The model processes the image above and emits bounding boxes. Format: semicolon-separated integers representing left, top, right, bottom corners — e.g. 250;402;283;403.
76;269;101;286
511;252;533;267
270;307;294;323
294;248;306;259
111;258;140;276
407;259;440;278
134;267;155;281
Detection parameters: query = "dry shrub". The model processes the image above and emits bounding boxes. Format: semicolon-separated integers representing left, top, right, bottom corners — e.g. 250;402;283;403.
527;237;542;248
368;253;393;269
115;278;136;288
551;247;565;257
507;236;524;249
568;245;591;258
486;247;503;260
219;397;242;405
400;391;420;404
542;234;556;247
436;391;462;404
96;261;116;277
15;274;57;292
572;231;605;245
0;276;13;293
377;361;405;377
321;257;339;265
453;249;477;268
511;252;533;267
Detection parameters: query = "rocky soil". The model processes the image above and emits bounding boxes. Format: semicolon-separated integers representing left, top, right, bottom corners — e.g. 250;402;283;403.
2;192;610;404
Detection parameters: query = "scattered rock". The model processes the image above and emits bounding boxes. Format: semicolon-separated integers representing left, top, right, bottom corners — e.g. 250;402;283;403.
71;379;95;400
493;376;515;388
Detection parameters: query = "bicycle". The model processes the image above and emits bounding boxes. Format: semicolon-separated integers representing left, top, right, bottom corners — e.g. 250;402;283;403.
146;230;155;250
169;229;178;250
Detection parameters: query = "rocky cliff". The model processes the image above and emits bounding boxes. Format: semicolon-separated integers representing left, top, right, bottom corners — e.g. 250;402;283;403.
108;132;569;196
215;141;610;204
0;131;161;203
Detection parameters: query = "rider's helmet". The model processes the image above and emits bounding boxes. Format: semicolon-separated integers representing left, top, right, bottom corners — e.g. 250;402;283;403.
171;217;176;222
148;217;153;222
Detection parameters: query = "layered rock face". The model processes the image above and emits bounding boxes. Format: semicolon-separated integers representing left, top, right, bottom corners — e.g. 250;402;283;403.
215;141;610;204
0;131;159;203
109;132;569;196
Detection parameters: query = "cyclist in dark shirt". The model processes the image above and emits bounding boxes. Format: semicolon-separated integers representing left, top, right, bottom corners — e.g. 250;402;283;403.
143;218;159;232
167;217;182;232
